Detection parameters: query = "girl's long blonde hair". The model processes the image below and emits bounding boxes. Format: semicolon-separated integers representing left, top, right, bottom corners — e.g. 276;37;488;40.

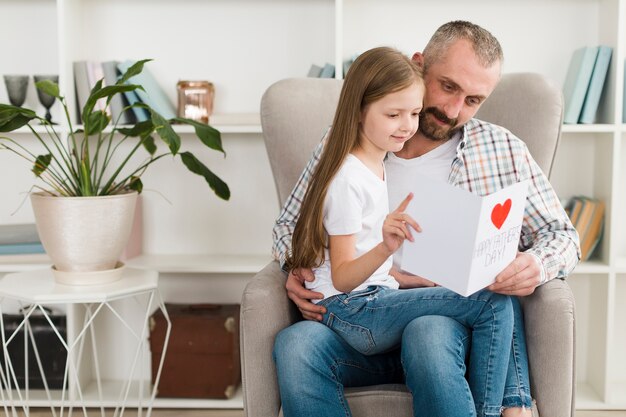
286;46;423;270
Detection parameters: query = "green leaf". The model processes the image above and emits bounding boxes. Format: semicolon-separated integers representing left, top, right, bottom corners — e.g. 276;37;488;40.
98;84;141;106
0;104;37;121
173;117;224;154
79;159;93;196
83;78;105;120
141;135;157;155
35;79;61;99
180;151;230;200
150;109;180;154
32;154;52;177
0;104;37;131
85;110;111;135
118;59;153;85
128;176;143;193
0;114;34;132
118;120;154;137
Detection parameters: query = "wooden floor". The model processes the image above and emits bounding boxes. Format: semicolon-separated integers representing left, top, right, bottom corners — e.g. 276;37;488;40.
15;409;626;416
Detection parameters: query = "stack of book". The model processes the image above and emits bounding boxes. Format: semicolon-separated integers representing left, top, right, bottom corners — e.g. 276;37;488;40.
0;223;45;256
562;45;613;124
307;55;357;79
73;60;177;125
565;196;605;261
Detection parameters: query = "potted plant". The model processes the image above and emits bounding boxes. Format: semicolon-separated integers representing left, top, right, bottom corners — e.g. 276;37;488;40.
0;60;230;284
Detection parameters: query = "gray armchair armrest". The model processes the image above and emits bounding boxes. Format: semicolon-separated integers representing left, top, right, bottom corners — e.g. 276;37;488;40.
241;261;299;417
519;278;576;417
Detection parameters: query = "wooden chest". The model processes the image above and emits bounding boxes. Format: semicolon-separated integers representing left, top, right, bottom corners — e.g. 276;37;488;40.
149;303;240;399
0;309;67;389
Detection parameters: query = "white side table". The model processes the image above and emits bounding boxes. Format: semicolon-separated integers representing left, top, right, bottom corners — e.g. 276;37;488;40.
0;267;171;417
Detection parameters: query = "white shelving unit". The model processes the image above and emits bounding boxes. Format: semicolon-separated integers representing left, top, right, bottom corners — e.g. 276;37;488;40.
1;0;626;410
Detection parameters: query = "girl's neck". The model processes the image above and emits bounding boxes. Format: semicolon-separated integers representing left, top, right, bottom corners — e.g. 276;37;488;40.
351;145;386;180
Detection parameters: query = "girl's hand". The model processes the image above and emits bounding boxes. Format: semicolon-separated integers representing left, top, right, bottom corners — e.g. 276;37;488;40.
390;267;437;288
382;193;421;253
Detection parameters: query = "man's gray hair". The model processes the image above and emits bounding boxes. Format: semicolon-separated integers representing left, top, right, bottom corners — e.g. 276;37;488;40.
423;21;503;71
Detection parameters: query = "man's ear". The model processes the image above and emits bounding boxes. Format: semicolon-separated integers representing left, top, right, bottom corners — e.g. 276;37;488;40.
412;52;425;68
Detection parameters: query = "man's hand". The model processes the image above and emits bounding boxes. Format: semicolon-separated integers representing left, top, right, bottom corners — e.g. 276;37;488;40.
390;267;437;289
488;252;542;296
286;268;326;321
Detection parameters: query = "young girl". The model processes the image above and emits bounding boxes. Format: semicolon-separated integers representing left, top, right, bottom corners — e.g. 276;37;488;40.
286;46;515;416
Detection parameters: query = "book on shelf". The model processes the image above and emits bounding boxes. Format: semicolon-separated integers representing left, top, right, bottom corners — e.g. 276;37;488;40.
120;88;150;122
0;223;40;245
580;200;605;261
566;196;605;261
73;61;91;121
319;63;335;78
0;242;45;255
562;46;599;124
308;56;356;78
307;64;323;77
0;223;45;256
74;60;112;120
86;61;108;113
579;45;612;124
117;60;177;120
101;60;133;125
566;197;584;226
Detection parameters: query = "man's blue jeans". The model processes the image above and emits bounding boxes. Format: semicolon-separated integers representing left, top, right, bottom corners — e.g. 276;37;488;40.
273;288;532;417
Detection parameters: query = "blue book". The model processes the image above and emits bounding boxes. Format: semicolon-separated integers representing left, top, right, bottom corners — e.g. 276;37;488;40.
118;60;177;120
0;242;45;255
562;46;599;124
579;46;612;124
121;89;149;123
319;63;335;78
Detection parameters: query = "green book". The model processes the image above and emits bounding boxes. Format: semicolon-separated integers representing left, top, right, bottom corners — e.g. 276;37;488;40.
562;46;599;124
579;46;612;124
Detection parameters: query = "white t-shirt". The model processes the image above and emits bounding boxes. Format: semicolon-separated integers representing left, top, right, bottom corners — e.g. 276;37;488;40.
307;154;399;300
386;133;461;270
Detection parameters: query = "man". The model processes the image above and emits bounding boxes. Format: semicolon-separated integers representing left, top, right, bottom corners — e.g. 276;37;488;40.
272;21;580;417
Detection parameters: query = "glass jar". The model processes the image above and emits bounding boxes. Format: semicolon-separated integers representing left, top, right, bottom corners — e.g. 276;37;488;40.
176;80;214;124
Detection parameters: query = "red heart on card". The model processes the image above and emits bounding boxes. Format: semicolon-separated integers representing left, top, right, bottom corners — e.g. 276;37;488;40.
491;199;512;229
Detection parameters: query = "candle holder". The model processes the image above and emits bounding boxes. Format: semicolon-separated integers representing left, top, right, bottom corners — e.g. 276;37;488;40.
34;75;59;124
3;75;29;107
177;80;214;124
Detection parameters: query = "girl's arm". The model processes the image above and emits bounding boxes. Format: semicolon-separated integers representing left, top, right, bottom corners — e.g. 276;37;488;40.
330;193;420;293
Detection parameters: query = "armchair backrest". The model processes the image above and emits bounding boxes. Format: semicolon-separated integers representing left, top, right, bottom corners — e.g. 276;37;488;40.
475;72;563;177
260;73;563;207
261;78;342;206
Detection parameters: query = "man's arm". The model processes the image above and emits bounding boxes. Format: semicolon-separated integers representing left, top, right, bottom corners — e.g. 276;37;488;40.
272;135;326;269
272;132;329;320
490;150;580;296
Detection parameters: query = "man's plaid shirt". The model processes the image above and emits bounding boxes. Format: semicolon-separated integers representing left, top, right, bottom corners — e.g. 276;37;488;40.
272;119;581;283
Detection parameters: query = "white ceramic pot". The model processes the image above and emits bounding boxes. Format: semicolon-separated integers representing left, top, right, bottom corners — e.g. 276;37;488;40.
30;191;138;284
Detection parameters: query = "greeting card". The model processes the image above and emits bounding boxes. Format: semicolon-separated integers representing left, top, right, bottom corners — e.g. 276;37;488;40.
400;174;530;296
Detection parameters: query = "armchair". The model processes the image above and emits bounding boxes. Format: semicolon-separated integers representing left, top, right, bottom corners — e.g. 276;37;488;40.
241;74;575;417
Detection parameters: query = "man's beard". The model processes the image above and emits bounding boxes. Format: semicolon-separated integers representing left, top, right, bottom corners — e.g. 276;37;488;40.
419;107;461;141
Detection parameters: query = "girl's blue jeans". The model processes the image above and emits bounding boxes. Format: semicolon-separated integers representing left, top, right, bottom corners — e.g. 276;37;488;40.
273;286;532;417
